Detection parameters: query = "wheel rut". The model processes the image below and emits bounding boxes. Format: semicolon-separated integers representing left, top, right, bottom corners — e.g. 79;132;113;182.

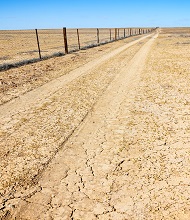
7;33;158;219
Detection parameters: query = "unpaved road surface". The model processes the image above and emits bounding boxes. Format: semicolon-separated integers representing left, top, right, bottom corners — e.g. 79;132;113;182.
1;29;190;219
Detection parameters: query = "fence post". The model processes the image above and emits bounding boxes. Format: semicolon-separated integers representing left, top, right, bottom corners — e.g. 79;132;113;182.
35;29;41;59
63;27;68;54
118;28;119;39
130;28;132;36
97;28;100;44
124;28;125;38
110;29;112;41
115;28;117;40
77;29;80;50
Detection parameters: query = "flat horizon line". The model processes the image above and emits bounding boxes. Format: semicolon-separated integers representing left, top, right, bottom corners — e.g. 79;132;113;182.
0;26;190;31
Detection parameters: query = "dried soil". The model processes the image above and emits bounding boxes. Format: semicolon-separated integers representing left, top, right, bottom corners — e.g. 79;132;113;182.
1;29;190;219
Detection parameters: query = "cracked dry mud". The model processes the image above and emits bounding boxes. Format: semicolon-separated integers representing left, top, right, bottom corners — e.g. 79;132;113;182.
1;29;190;219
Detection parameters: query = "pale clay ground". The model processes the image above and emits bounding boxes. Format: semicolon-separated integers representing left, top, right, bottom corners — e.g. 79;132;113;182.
0;29;190;219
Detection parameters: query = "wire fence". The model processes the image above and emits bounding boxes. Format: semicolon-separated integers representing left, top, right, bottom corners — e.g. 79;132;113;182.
0;27;156;70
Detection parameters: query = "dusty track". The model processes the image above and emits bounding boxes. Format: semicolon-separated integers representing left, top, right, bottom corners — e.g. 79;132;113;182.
3;33;157;219
0;33;153;218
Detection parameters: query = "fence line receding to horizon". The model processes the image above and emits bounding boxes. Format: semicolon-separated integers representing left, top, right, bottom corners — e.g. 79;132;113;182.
0;27;156;70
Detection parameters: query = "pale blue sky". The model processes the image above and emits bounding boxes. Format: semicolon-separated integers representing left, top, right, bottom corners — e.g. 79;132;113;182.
1;0;190;30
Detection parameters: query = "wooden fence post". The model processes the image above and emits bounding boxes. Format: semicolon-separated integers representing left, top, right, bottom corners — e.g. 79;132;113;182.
115;28;117;40
110;29;112;41
97;28;100;44
63;27;68;54
77;29;80;50
130;28;132;36
124;28;125;38
118;28;119;39
35;29;41;59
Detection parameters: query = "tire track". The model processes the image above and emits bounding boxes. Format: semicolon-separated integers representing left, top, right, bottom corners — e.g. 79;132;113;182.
0;33;153;219
9;33;158;219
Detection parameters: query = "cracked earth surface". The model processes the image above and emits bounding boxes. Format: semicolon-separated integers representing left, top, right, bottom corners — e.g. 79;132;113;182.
1;29;190;219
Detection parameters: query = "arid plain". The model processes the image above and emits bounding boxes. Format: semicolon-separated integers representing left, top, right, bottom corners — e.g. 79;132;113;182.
0;28;190;219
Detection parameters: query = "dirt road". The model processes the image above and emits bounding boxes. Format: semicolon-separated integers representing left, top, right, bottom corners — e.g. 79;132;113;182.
11;33;159;220
1;29;190;219
0;33;153;217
